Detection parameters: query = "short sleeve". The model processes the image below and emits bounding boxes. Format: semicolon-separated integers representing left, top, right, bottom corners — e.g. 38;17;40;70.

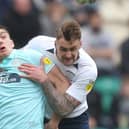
41;56;55;73
66;67;97;102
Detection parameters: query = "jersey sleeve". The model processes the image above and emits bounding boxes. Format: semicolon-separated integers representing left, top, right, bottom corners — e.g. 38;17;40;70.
24;36;55;52
24;49;55;74
41;56;55;74
66;66;97;102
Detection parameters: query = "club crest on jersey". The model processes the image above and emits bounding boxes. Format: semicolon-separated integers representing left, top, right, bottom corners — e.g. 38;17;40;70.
85;80;94;92
12;58;27;66
43;57;52;65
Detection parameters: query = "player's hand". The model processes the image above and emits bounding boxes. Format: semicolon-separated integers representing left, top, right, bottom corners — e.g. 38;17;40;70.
45;114;60;129
45;120;58;129
18;63;48;84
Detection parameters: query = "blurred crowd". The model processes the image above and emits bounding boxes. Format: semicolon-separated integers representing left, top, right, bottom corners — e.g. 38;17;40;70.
1;0;129;129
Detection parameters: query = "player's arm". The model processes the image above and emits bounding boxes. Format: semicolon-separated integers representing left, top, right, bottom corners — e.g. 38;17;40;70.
43;62;72;129
42;66;81;117
19;62;96;117
47;65;70;94
40;56;81;116
19;59;81;117
44;64;97;117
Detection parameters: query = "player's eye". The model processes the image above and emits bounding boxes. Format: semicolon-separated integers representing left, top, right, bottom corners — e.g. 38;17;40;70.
0;32;7;39
70;47;77;52
60;47;68;52
1;35;6;39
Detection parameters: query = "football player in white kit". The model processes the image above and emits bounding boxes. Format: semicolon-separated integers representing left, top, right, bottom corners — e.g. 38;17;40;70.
20;20;97;129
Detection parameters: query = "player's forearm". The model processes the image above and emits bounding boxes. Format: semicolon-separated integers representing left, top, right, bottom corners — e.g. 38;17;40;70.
41;79;80;117
48;75;69;94
45;113;61;129
51;113;62;125
47;66;70;94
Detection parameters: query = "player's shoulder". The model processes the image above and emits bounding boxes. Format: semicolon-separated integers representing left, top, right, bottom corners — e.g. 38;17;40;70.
79;48;96;67
29;35;56;43
24;35;56;51
78;48;98;77
19;48;42;58
13;49;42;65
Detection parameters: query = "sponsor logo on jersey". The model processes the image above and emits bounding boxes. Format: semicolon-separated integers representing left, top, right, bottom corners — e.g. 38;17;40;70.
43;57;52;65
85;80;94;92
0;72;21;84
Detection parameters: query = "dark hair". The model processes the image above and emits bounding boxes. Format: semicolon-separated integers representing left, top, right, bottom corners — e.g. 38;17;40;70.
0;25;9;33
56;20;81;42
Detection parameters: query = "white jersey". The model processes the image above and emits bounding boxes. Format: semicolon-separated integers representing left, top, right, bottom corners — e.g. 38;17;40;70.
24;35;98;118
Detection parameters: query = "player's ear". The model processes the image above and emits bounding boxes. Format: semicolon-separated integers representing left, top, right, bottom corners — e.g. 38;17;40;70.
78;41;82;49
10;39;15;48
55;40;59;51
55;40;57;48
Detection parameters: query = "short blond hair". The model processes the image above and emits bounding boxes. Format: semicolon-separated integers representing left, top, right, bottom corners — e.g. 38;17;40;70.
56;20;81;42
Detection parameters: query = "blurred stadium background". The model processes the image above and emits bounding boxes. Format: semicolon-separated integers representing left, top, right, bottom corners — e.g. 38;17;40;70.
1;0;129;129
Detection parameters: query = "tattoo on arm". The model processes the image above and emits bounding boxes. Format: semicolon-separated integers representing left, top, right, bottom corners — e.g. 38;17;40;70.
42;80;80;117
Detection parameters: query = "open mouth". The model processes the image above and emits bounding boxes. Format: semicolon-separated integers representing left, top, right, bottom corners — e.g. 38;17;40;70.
0;46;6;51
64;58;73;62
